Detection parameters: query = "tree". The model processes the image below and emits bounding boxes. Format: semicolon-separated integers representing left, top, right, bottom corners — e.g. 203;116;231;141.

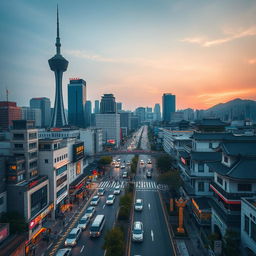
0;211;27;234
98;156;113;166
157;155;173;172
158;170;183;195
103;227;124;256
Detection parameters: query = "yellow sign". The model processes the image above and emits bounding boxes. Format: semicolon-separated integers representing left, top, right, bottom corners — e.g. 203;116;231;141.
76;161;81;175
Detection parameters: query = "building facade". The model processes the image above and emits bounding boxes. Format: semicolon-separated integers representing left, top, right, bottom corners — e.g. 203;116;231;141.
21;107;42;127
100;94;116;114
162;93;176;123
0;102;21;130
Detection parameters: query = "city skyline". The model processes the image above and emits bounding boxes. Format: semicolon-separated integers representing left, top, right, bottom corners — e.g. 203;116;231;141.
1;0;256;110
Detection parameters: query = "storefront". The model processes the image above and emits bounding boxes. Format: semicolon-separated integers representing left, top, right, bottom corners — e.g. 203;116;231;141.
69;173;89;203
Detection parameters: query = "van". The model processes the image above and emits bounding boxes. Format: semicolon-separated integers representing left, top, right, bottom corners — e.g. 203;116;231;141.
90;214;105;237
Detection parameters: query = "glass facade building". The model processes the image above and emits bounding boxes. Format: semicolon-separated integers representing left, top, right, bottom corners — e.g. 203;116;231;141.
162;93;176;122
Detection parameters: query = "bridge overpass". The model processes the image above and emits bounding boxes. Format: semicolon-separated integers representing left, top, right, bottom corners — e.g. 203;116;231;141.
95;149;166;157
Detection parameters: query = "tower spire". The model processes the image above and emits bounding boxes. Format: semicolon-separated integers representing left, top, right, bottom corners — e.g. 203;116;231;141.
56;5;61;54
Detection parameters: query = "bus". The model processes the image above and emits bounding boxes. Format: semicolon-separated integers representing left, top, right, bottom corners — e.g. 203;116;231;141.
89;214;105;237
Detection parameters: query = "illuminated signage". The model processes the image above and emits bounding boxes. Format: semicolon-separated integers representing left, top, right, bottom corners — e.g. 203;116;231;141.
107;139;116;145
181;157;187;165
76;161;81;175
73;142;84;162
9;165;17;170
29;204;53;229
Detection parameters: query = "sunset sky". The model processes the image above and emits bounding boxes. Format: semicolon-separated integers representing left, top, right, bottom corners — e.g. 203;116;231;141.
0;0;256;110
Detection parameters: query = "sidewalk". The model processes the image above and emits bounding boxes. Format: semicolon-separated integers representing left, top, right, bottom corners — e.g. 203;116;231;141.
35;189;95;256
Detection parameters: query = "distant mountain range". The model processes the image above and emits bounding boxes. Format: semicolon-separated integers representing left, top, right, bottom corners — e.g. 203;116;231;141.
204;98;256;121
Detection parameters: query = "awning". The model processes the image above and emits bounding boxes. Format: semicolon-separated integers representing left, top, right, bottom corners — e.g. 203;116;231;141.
32;227;47;241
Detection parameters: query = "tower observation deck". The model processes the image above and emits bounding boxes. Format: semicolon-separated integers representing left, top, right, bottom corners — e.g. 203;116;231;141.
48;7;68;127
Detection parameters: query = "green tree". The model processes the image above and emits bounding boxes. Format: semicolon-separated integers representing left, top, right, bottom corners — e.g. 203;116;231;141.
158;170;183;194
98;156;113;166
103;227;125;256
0;211;27;234
157;155;173;172
223;229;240;256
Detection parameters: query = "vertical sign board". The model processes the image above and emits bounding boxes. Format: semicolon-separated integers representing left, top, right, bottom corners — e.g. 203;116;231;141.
214;240;222;255
73;142;84;162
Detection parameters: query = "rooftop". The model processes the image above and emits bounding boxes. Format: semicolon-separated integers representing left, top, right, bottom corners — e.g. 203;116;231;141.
221;141;256;157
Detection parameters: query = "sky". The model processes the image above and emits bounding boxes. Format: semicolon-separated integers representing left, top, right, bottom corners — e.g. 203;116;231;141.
0;0;256;111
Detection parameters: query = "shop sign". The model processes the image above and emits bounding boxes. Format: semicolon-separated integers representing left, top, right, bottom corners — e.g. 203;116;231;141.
0;224;9;243
181;157;186;165
73;142;84;162
76;161;81;175
29;203;53;230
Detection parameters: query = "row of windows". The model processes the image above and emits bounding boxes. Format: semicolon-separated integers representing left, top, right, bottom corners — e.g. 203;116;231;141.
56;165;67;176
57;185;67;198
56;175;67;187
31;185;48;218
244;214;256;242
54;154;68;163
216;177;252;192
29;160;37;169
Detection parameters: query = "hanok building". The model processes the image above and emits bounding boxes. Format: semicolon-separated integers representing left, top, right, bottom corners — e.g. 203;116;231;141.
208;137;256;239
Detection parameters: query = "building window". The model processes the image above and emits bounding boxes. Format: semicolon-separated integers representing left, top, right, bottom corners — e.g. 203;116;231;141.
209;142;212;149
198;182;204;192
29;160;37;169
244;215;249;234
13;133;24;140
251;221;256;242
29;142;37;150
14;144;23;149
217;176;223;186
198;163;204;172
29;151;37;159
224;155;228;163
45;159;48;164
54;158;57;163
30;185;48;218
56;175;67;187
57;185;67;198
56;165;67;176
238;184;252;192
29;133;37;140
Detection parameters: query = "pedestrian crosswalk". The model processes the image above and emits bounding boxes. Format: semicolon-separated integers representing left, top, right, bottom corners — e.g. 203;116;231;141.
97;180;169;192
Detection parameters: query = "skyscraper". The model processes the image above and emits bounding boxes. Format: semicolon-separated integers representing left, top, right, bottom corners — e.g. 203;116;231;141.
48;7;68;127
68;78;86;127
30;97;51;127
154;103;161;121
116;102;122;113
162;93;176;122
94;100;100;114
85;100;92;127
100;94;116;114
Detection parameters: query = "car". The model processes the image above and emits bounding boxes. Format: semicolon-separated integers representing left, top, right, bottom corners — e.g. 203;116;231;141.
106;194;115;205
140;160;144;165
117;158;121;162
64;228;82;247
146;170;152;178
132;221;144;242
77;215;90;230
111;160;116;166
56;248;72;256
127;161;131;165
84;206;96;219
120;164;125;169
115;163;120;168
147;159;152;164
114;185;121;195
122;171;128;178
134;199;143;211
97;188;105;196
90;195;100;206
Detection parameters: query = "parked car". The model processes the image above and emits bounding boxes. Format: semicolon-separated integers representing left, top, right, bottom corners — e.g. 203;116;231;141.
122;171;128;178
97;188;105;196
132;221;144;242
64;228;81;247
77;215;90;230
84;206;96;219
56;248;72;256
134;199;143;211
106;194;115;205
90;196;100;206
114;185;121;195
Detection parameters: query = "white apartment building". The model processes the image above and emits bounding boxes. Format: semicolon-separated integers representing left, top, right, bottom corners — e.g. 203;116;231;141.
95;113;120;147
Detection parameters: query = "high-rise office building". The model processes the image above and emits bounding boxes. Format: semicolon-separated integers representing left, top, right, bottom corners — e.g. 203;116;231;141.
94;100;100;114
48;8;68;127
85;100;92;127
30;97;51;127
116;102;122;113
21;107;42;127
154;103;161;121
100;94;116;114
0;101;21;130
162;93;176;122
68;78;86;127
135;107;146;124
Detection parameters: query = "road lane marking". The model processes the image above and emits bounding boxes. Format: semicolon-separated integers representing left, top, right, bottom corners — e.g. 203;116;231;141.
151;230;154;241
148;203;151;210
103;204;106;209
47;242;53;250
80;245;85;253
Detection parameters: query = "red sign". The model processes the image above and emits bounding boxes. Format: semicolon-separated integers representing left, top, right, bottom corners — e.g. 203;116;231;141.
93;170;98;175
181;157;187;165
0;225;9;243
107;140;115;144
28;180;39;189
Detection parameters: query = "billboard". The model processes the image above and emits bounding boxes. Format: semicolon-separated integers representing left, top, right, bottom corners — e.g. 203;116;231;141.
73;142;84;162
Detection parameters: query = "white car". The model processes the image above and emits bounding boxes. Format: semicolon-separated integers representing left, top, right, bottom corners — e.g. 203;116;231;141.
132;221;144;242
122;171;128;178
64;228;81;247
115;163;120;168
120;164;125;169
114;186;121;195
134;199;143;211
127;161;131;165
97;188;105;196
56;248;72;256
140;160;144;165
84;206;95;219
77;215;90;230
90;195;100;206
147;159;152;164
106;194;115;205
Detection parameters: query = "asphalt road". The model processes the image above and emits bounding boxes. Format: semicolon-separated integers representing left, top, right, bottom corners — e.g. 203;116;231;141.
56;128;143;256
130;126;174;256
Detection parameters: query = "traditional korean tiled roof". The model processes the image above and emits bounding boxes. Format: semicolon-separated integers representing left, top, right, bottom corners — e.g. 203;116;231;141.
221;141;256;156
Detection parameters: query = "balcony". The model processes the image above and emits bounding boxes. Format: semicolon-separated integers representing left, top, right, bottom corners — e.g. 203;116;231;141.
210;182;255;200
